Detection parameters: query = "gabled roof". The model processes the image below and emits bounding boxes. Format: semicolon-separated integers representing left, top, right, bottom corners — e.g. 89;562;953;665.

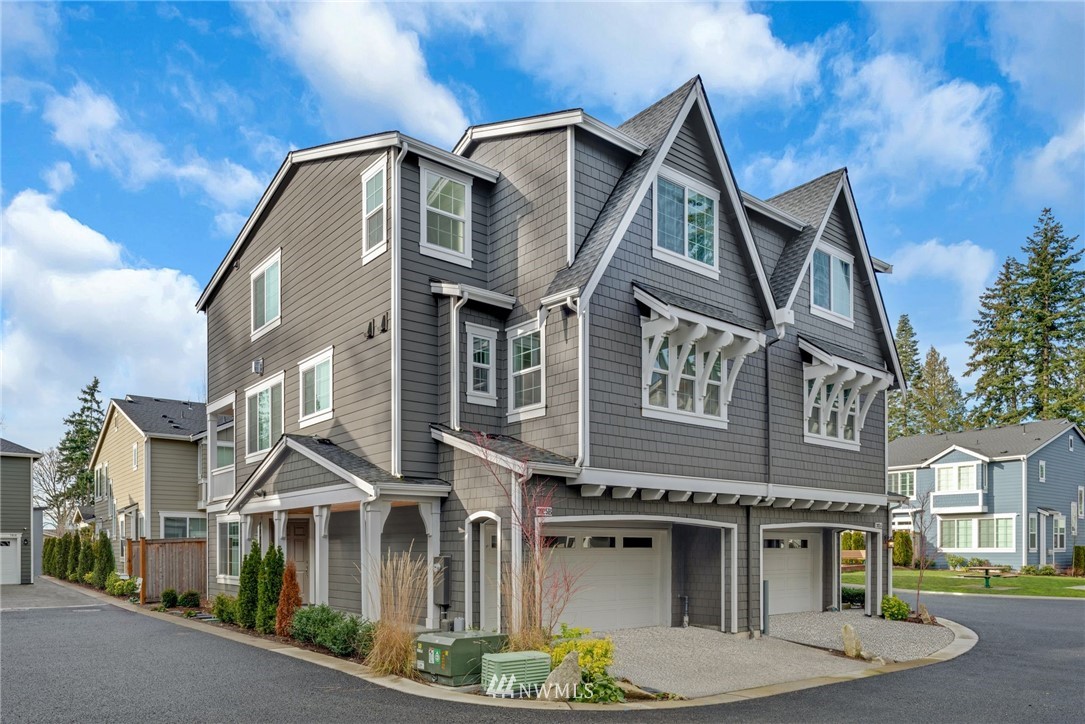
75;505;96;523
431;424;580;478
90;396;205;469
766;170;844;307
889;419;1082;467
454;108;647;156
0;438;41;459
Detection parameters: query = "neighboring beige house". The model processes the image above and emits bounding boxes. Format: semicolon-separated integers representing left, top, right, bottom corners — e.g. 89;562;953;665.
90;396;207;571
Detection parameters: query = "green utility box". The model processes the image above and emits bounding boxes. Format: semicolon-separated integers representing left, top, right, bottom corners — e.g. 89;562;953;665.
415;631;508;686
481;652;552;698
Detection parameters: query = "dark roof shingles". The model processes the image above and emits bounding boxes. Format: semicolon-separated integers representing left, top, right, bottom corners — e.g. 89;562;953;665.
888;419;1078;466
632;282;749;329
798;333;885;372
766;170;844;307
431;424;576;467
0;438;41;457
284;435;446;487
114;395;206;437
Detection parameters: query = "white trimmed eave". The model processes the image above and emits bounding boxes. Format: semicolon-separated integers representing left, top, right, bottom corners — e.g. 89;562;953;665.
430;426;581;479
740;192;804;231
572;468;885;512
454;109;647;156
430;281;517;310
920;445;991;467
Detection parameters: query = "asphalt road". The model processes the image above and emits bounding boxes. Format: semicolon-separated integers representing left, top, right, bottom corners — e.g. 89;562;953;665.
1;581;1082;723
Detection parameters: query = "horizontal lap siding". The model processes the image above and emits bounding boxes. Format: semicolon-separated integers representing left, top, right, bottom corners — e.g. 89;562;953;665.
1028;430;1083;568
149;439;201;539
328;511;362;615
98;413;146;569
0;457;33;583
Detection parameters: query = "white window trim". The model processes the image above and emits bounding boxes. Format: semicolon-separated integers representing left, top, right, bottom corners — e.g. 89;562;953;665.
937;513;1018;553
418;159;473;268
651;166;720;280
131;442;138;471
465;322;498;407
1028;513;1038;552
216;513;242;584
932;462;981;492
361;158;387;264
1038;459;1046;482
250;249;282;340
1052;514;1067;551
1069;435;1074;452
640;332;731;430
211;439;235;475
244;370;285;464
803;380;862;451
1078;486;1084;518
507;320;545;422
888;470;917;500
159;511;207;539
297;346;334;428
809;243;855;329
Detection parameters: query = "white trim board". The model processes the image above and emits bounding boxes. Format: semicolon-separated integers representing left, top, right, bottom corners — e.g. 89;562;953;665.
454;109;647;157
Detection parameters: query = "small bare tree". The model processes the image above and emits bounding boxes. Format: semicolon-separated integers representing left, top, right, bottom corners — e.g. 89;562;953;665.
910;490;937;613
33;447;77;534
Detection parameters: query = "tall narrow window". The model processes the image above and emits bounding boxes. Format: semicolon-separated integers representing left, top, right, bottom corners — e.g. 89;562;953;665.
465;324;497;406
509;325;543;418
1053;515;1066;550
298;348;333;427
420;161;472;266
246;373;284;460
1038;460;1046;482
251;250;282;338
1028;514;1038;551
132;442;138;470
362;160;386;261
653;169;719;275
811;246;852;321
218;520;241;580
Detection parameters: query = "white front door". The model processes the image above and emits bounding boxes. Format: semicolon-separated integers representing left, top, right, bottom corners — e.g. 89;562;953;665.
545;528;665;632
287;520;310;604
480;522;499;631
762;533;822;615
0;535;20;584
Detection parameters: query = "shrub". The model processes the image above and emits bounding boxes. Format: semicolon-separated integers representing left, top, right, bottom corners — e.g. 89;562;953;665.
356;618;377;660
178;590;201;608
881;595;909;621
161;589;179;608
841;587;865;606
1021;565;1039;575
1037;565;1056;576
967;557;991;567
276;560;303;637
55;534;69;579
212;594;238;624
291;604;343;644
575;671;626;704
549;624;614;679
316;613;362;657
92;532;115;590
105;572;138;596
82;572;94;585
892;530;913;567
77;532;96;581
67;533;82;581
257;546;284;634
237;539;262;629
1072;546;1085;577
42;538;53;575
946;554;967;571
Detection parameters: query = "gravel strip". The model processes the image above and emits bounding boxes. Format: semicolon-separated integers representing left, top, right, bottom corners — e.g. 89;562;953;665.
607;626;872;699
769;610;954;661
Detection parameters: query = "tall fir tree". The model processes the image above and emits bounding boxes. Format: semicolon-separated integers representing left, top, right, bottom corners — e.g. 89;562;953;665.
888;314;923;440
1016;209;1085;422
966;258;1028;427
912;346;966;435
58;377;106;505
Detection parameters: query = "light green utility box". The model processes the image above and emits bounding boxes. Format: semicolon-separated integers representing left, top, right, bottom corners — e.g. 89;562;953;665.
481;651;552;698
414;631;508;686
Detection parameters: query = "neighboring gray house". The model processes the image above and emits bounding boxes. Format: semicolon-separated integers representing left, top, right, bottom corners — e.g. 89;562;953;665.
889;419;1084;570
195;77;903;633
1;438;41;584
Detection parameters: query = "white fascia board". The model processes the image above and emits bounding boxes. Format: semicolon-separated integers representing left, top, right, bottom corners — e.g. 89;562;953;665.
871;256;893;274
0;451;42;460
376;482;451;497
633;286;766;345
921;445;991;467
740;192;804;231
429;427;580;479
540;288;580;308
400;134;500;182
429;281;517;309
454;110;646;156
239;483;364;515
797;337;892;382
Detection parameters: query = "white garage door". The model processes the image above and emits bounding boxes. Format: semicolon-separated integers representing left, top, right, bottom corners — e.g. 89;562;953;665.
762;533;822;615
0;535;21;584
545;529;665;632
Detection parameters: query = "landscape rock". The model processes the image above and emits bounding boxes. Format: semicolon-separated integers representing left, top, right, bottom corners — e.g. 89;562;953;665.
615;679;656;701
538;651;581;701
919;604;934;625
842;623;862;658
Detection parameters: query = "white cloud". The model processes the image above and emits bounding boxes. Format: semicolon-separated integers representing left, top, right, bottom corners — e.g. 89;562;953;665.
0;2;60;63
239;1;469;145
742;147;841;197
42;82;264;214
1;188;207;451
1013;116;1085;206
888;238;998;320
42;161;76;194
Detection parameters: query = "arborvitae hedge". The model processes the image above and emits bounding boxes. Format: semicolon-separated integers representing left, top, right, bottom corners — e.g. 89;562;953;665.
77;533;96;581
92;531;115;590
237;539;262;629
67;533;82;581
892;530;914;567
55;534;70;579
257;545;284;634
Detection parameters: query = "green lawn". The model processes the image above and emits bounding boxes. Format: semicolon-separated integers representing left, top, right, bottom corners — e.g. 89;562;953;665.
842;568;1085;598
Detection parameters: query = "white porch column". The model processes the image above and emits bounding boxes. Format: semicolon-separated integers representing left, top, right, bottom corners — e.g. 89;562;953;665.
875;531;884;616
833;532;841;610
273;510;288;552
418;500;442;630
241;514;253;547
509;473;524;630
206;411;217;483
729;528;738;633
360;501;390;620
864;532;874;616
313;505;331;606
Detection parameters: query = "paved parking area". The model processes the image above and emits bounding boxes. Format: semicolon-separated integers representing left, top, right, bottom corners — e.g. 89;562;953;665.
0;579;101;610
769;610;954;661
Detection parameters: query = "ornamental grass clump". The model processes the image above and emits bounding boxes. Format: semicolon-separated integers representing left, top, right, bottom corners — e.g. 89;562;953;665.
367;549;430;678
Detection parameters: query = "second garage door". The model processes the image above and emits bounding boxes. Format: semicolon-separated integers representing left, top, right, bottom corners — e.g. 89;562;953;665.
762;532;822;615
545;528;665;632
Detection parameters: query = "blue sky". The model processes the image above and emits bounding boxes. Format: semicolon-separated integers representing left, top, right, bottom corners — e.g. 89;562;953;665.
2;1;1083;451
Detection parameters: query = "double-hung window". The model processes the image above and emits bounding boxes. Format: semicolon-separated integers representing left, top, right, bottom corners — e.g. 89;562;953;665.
811;245;853;324
218;518;241;582
1028;513;1038;551
653;168;719;277
163;515;207;539
508;323;544;420
465;323;497;407
251;250;282;339
1053;515;1066;551
1038;460;1046;482
245;372;284;462
806;381;859;444
645;334;727;426
935;463;978;491
420;161;472;267
361;160;386;262
298;347;333;427
888;470;916;498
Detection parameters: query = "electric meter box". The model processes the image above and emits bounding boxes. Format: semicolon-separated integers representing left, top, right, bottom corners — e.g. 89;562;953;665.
415;631;508;686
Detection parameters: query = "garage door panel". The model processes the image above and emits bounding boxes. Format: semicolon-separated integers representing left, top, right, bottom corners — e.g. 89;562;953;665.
763;534;821;615
0;536;21;585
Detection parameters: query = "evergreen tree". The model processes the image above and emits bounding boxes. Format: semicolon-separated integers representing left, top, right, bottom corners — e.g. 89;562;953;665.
54;534;70;579
77;531;96;582
58;378;106;505
888;314;923;440
966;258;1028;427
237;539;262;629
1016;209;1085;422
67;532;82;581
92;531;116;589
257;546;285;634
276;560;303;637
912;346;966;435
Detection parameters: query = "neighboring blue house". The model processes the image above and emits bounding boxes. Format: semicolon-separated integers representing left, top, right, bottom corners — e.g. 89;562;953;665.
889;419;1084;570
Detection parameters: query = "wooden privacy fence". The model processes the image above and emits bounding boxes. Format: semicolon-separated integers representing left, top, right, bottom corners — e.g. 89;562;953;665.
126;538;206;604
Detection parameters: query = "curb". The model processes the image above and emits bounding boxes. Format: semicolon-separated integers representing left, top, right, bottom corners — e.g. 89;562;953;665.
43;577;978;711
919;591;1085;602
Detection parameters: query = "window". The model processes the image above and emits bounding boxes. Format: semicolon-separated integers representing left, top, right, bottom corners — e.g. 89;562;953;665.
245;372;284;461
162;515;207;539
806;380;859;445
298;347;333;427
811;246;853;323
1053;515;1066;551
361;160;386;262
218;519;241;580
935;463;978;492
132;443;138;470
1078;487;1084;518
940;519;973;548
216;442;234;469
94;467;102;500
1038;460;1046;482
653;169;719;276
1070;435;1075;452
509;324;544;419
645;333;728;426
1072;504;1079;537
888;471;916;498
465;323;497;406
942;516;1015;550
419;161;472;267
977;518;1013;549
1028;514;1038;552
250;250;282;339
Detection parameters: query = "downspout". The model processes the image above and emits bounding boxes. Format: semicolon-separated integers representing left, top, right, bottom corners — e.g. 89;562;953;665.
576;304;589;467
752;326;784;634
449;293;470;431
391;140;409;477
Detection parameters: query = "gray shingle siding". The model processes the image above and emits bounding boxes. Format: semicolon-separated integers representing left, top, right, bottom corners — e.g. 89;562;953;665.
574;128;629;254
663;111;717;188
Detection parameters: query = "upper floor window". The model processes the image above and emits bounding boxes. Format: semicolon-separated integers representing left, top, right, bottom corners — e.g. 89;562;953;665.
216;442;234;469
465;323;497;407
646;334;726;425
508;322;544;420
1078;486;1084;518
935;463;978;492
420;161;472;268
653;169;719;278
811;246;852;325
132;442;138;470
361;160;386;263
800;337;891;452
807;381;858;444
245;372;284;462
298;347;333;427
251;250;282;340
1038;459;1046;482
888;470;915;498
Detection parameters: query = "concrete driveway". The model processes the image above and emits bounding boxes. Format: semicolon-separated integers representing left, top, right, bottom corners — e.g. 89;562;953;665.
0;578;104;610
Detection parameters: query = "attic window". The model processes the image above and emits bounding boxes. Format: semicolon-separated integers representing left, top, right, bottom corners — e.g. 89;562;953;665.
811;245;853;325
653;168;719;279
419;160;473;268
